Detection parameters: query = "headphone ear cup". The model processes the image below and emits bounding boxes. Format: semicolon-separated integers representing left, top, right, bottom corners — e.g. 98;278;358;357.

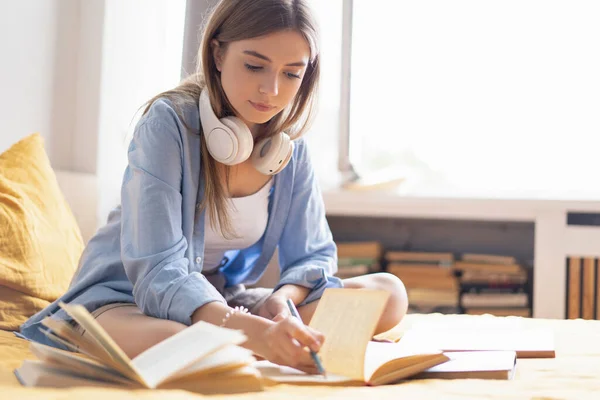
220;117;253;164
199;89;253;165
251;132;294;175
204;124;238;164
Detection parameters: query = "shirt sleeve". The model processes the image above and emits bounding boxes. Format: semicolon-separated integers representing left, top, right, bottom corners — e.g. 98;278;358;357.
273;139;343;305
120;101;226;326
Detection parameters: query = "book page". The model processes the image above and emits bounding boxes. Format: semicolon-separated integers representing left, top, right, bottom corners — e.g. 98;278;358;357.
160;366;265;395
167;344;255;381
407;317;526;331
364;341;443;381
15;360;136;389
29;342;133;385
308;289;390;381
131;320;247;388
58;302;145;384
41;317;122;367
423;351;517;374
400;327;555;358
39;329;82;354
39;327;143;378
253;360;355;384
255;343;447;385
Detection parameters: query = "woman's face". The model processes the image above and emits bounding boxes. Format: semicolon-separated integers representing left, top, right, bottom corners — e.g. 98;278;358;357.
213;30;310;131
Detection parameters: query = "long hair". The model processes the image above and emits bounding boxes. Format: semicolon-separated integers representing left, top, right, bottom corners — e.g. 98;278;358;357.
142;0;320;238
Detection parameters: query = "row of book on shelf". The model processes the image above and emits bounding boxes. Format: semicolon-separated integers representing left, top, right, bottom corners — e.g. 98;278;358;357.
335;241;531;318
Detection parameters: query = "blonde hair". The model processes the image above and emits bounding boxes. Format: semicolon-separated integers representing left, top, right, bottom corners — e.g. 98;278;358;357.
142;0;320;238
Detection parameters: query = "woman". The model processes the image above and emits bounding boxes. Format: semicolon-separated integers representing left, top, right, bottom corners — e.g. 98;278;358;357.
20;0;408;374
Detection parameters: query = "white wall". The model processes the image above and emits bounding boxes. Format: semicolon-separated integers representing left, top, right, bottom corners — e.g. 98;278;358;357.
0;0;79;160
1;0;186;230
0;0;104;173
96;0;186;225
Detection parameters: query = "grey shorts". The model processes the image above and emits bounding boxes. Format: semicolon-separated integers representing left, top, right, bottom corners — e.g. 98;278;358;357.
70;283;272;337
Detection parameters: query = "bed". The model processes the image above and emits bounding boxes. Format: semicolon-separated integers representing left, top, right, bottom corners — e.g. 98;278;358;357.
3;313;600;399
2;167;600;399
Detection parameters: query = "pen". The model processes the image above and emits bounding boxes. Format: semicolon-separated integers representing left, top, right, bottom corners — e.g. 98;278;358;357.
285;298;327;377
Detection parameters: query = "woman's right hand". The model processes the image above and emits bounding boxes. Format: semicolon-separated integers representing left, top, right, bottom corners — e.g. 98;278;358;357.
191;301;325;374
254;316;325;374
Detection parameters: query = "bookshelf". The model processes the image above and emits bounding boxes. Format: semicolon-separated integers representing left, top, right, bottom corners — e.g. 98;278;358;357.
333;245;532;318
323;186;600;319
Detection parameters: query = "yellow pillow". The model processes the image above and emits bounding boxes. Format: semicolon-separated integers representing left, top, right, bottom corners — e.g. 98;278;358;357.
0;133;84;331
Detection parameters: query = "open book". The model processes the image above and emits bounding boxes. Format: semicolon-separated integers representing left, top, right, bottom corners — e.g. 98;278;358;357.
14;302;263;394
257;289;450;385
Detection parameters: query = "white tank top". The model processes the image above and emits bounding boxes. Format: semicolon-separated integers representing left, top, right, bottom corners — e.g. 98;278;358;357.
202;179;273;272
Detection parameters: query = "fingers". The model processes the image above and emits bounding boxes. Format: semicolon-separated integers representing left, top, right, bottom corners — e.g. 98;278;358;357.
306;326;325;347
270;317;327;372
270;301;291;321
282;317;323;352
276;332;303;359
269;324;314;370
279;346;318;374
260;295;291;321
263;313;327;375
294;357;319;375
273;311;288;322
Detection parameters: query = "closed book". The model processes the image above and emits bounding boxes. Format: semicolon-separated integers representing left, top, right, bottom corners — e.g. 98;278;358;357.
386;251;454;265
461;293;529;308
461;253;517;265
336;242;382;259
460;270;528;284
414;351;517;380
400;325;555;358
464;308;531;317
455;261;523;275
461;282;527;294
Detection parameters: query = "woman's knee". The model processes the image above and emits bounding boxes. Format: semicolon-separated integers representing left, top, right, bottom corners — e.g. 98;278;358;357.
371;273;408;321
344;272;409;328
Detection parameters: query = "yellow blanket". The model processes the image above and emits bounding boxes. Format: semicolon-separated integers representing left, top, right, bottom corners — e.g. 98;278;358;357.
3;314;600;399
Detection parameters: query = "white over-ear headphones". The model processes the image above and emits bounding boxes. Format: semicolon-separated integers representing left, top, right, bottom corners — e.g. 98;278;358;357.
198;89;294;175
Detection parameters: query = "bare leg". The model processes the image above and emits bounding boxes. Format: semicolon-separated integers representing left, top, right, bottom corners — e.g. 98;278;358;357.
90;305;187;359
87;273;407;358
297;272;408;334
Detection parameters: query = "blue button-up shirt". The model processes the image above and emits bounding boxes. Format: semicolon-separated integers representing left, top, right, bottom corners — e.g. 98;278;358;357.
19;98;342;349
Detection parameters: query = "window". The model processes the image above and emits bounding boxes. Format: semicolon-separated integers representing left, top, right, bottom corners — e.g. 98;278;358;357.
305;0;344;187
96;0;187;223
341;0;600;195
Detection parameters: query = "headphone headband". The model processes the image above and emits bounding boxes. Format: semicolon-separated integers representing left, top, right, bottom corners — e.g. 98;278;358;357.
198;89;293;174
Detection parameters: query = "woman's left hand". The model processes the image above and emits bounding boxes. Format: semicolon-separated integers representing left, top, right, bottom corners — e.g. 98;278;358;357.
257;293;291;321
258;284;310;321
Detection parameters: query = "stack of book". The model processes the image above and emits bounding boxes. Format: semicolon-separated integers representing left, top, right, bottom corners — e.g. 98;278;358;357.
335;241;382;279
385;251;460;314
455;254;530;317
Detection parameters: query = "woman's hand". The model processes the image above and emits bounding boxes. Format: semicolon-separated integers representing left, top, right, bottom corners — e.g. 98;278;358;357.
257;293;291;321
254;316;325;374
257;284;311;321
191;298;325;374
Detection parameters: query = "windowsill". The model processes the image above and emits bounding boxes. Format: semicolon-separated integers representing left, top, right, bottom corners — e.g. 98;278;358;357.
321;173;600;221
